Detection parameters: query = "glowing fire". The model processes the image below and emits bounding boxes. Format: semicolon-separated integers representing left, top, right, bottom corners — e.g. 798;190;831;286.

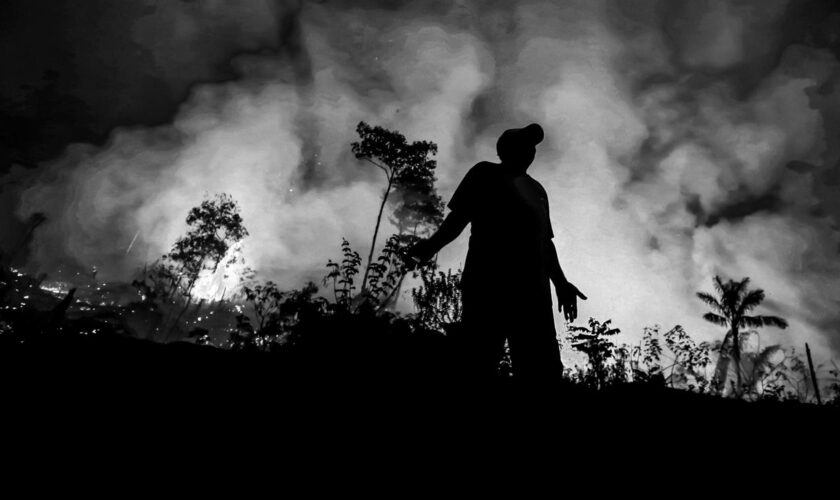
189;245;250;302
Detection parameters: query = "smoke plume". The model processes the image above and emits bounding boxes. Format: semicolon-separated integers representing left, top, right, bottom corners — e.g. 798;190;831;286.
4;0;840;363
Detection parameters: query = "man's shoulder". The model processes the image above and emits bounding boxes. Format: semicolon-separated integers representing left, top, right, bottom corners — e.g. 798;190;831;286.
467;161;497;176
526;174;548;192
457;162;497;187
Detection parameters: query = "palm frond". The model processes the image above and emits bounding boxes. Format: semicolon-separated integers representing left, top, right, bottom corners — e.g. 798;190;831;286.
737;289;765;315
703;312;728;326
718;277;740;313
741;314;788;329
733;277;751;298
696;292;723;312
713;275;726;296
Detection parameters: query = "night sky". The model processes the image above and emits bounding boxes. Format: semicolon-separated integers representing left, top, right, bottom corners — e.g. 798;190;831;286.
3;0;840;364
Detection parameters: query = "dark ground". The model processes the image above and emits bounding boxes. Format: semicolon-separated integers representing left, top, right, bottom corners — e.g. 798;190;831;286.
1;331;837;492
2;332;836;439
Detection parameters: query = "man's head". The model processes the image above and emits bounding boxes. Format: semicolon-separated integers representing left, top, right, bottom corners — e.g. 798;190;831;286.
496;123;544;170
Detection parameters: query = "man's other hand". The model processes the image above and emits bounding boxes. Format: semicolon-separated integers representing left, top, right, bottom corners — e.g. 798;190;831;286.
555;281;587;323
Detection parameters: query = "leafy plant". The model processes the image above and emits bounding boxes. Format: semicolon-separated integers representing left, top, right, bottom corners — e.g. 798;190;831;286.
324;234;424;314
230;281;328;351
410;266;462;334
749;346;827;403
630;326;664;384
324;238;362;310
662;325;711;391
568;318;621;390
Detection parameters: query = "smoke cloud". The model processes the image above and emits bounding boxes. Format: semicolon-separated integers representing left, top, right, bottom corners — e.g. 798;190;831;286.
4;0;840;364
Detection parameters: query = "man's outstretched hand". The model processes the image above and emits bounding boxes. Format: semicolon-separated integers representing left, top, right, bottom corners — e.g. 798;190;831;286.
555;281;587;323
403;239;437;271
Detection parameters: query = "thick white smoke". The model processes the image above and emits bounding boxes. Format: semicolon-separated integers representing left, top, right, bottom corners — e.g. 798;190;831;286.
14;2;494;296
8;0;840;365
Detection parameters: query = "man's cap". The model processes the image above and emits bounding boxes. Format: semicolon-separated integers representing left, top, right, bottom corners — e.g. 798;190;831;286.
496;123;544;152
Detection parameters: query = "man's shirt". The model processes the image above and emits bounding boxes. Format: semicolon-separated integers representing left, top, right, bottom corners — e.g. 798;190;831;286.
447;161;554;298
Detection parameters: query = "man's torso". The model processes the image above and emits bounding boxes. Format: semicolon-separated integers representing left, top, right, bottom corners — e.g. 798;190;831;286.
448;162;554;298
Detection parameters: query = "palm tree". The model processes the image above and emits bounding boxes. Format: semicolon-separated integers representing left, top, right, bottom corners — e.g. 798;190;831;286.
696;276;788;397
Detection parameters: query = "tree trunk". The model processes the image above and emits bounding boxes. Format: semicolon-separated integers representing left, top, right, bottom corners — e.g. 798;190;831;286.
806;343;822;405
712;330;732;394
361;177;393;295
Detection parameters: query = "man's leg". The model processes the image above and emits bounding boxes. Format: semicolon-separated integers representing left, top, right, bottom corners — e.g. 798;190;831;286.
507;308;563;384
452;322;506;382
454;294;507;384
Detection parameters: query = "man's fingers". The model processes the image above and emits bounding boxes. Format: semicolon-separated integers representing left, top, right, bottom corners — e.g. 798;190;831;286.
559;299;578;323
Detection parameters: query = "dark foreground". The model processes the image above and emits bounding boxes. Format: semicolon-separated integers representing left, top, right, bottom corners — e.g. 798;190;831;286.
3;333;836;437
3;332;833;496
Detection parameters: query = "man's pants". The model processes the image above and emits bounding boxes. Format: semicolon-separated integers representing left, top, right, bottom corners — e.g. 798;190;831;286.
453;291;563;384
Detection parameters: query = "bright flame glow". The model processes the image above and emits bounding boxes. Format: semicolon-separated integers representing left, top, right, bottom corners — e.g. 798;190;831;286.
189;245;249;302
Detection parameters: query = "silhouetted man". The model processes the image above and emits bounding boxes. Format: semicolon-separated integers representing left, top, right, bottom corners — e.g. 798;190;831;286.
407;123;586;384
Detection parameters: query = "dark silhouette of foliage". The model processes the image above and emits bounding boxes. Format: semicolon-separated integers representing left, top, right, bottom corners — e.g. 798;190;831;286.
410;267;462;334
658;325;712;391
664;327;711;383
324;238;362;310
568;318;621;389
364;234;405;305
697;276;788;397
243;281;286;333
630;326;664;384
324;235;424;314
752;346;818;403
230;281;329;351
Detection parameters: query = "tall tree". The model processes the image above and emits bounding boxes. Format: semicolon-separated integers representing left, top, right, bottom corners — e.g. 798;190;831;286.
697;276;788;397
350;122;442;298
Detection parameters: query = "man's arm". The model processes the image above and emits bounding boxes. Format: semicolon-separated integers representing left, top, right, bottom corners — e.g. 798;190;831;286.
546;238;568;286
408;209;470;263
547;238;587;322
408;163;483;264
